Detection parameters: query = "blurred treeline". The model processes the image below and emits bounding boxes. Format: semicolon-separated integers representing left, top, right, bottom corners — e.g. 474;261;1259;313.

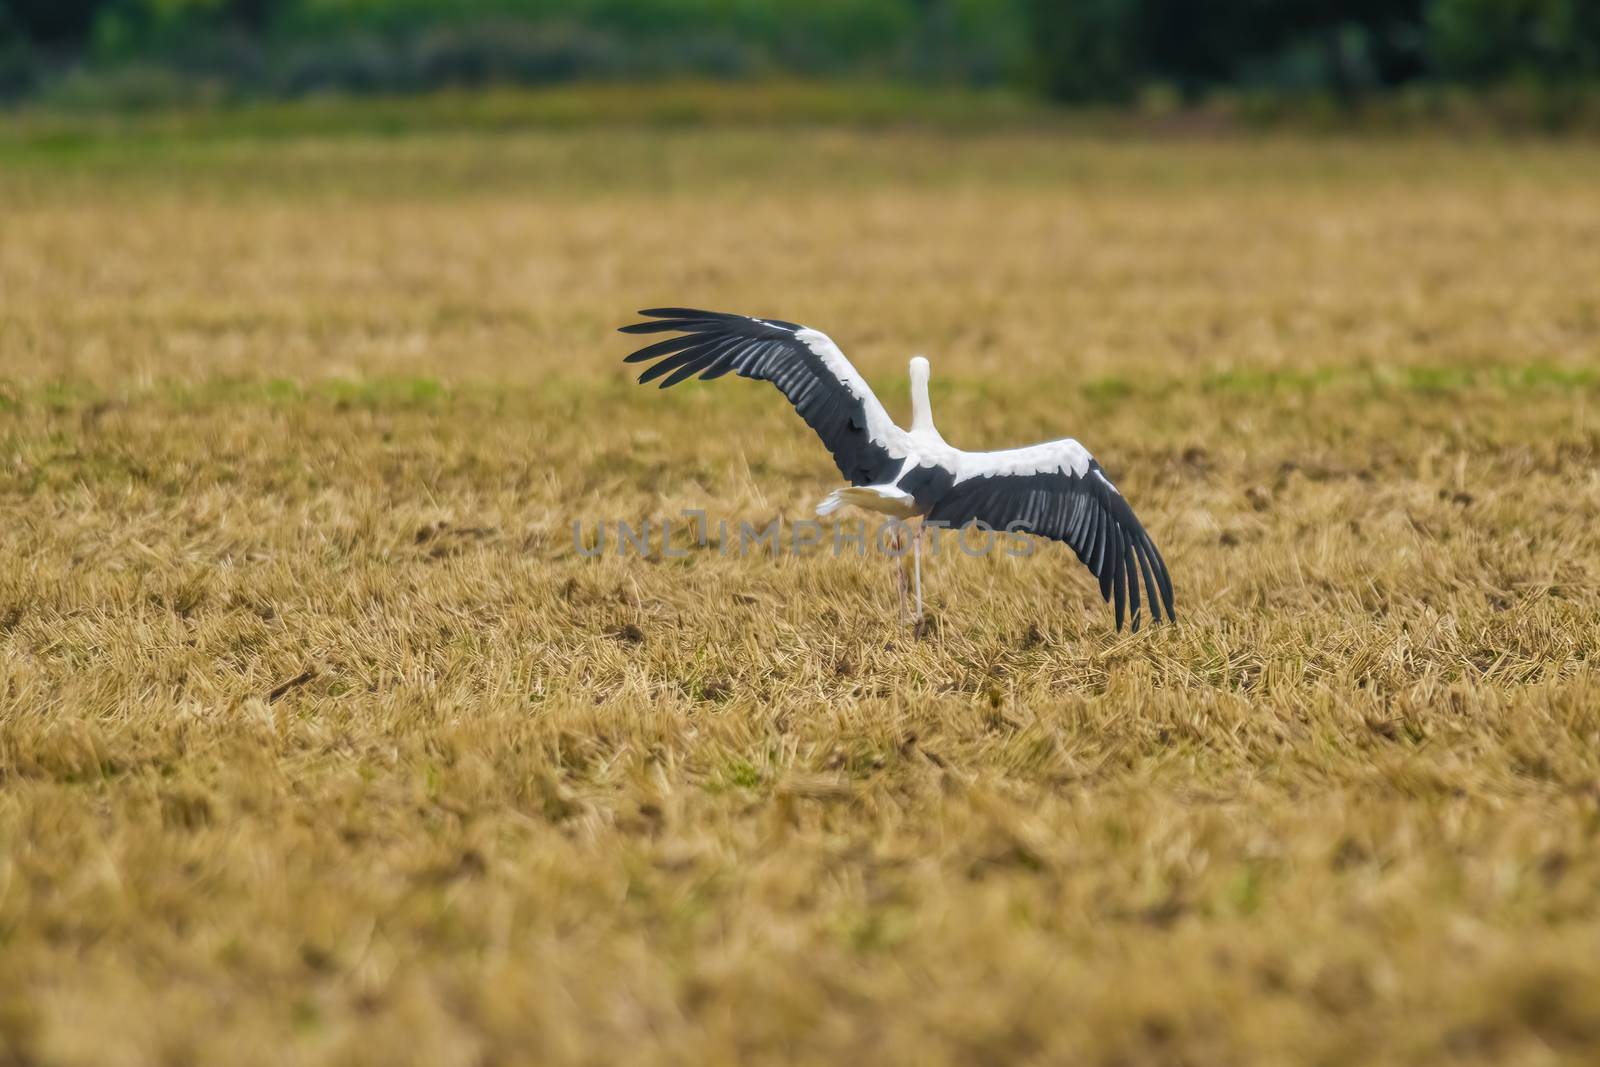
1;0;1597;109
1030;0;1600;101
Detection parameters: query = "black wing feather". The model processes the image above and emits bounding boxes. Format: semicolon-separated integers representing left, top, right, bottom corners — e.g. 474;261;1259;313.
924;460;1175;631
620;309;902;487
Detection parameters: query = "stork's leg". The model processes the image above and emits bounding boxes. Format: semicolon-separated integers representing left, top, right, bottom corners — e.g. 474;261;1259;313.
912;521;924;622
893;523;908;622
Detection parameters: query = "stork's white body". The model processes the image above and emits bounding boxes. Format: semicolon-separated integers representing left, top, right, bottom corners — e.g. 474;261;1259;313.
813;355;1092;620
814;357;937;521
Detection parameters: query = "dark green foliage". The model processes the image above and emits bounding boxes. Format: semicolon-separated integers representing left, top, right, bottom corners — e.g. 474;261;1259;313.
2;0;109;46
1025;0;1433;101
1023;0;1143;102
0;0;1031;102
0;0;1598;105
1428;0;1600;83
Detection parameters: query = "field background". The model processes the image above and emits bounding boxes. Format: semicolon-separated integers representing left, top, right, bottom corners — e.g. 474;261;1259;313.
3;113;1600;1065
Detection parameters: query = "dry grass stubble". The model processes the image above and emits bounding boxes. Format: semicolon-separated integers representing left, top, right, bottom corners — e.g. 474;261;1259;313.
1;129;1599;1065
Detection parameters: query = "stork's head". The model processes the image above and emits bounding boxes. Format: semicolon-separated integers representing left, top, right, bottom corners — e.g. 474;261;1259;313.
908;355;930;382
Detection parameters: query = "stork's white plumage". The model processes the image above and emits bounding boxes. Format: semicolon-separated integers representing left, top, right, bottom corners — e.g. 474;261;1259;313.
620;308;1175;631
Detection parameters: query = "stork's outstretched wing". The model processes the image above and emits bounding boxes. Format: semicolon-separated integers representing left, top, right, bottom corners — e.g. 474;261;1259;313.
922;439;1175;631
620;309;907;486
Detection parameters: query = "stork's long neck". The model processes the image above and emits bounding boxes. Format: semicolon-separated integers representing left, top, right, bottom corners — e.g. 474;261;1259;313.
909;357;938;436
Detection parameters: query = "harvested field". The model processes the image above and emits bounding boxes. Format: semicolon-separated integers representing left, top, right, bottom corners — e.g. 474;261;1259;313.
2;125;1599;1065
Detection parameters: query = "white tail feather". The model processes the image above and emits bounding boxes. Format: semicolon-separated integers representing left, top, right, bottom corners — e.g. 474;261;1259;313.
814;484;919;520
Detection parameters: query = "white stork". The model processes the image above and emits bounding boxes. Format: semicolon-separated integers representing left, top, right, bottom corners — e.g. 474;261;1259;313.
620;308;1175;631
